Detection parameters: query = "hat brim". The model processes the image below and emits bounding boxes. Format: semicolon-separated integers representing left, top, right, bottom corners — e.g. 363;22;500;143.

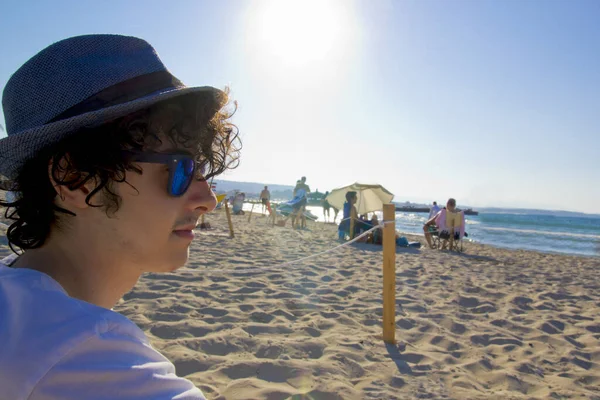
0;85;224;181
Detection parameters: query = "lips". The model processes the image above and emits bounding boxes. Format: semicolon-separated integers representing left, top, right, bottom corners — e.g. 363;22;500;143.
174;224;197;231
172;224;197;240
173;229;195;240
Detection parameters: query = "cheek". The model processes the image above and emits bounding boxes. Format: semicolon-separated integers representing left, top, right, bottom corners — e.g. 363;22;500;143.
115;172;176;231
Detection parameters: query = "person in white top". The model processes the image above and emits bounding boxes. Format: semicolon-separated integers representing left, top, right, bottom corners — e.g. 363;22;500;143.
428;201;441;219
0;34;241;399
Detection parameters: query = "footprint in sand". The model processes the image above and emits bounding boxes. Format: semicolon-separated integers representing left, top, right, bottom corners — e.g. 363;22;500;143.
150;324;192;339
249;311;275;323
585;324;600;333
470;334;523;347
238;304;254;312
199;307;228;318
511;295;534;310
172;358;212;376
457;295;497;313
539;320;566;334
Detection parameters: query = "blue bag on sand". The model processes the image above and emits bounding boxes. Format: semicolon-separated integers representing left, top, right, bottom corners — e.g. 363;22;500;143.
408;242;422;248
396;237;409;247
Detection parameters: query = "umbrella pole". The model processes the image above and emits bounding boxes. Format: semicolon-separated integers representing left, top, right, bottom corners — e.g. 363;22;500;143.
224;200;235;238
382;203;396;344
247;203;254;223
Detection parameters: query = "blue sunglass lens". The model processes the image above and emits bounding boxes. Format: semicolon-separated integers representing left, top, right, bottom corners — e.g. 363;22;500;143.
170;158;195;196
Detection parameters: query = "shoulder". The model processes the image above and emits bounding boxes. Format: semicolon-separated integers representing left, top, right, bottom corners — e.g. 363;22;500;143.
29;321;205;400
0;266;199;399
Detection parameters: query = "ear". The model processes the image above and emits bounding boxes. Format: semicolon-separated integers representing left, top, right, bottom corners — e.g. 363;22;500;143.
48;155;97;210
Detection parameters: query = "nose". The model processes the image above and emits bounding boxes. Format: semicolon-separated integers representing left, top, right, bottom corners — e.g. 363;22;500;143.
186;179;217;213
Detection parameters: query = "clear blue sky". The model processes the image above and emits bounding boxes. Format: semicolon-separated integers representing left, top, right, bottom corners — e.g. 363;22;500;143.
1;0;599;213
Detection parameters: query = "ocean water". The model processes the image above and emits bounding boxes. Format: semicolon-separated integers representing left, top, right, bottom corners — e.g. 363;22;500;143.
392;211;600;257
301;205;600;257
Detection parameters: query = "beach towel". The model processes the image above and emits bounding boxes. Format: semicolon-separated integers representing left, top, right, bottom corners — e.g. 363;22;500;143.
286;189;307;212
287;189;307;206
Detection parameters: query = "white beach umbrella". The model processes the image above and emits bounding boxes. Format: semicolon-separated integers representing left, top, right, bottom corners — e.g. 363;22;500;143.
325;183;394;215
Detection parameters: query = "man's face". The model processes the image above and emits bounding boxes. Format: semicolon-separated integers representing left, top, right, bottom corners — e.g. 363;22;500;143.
447;201;456;212
84;145;217;274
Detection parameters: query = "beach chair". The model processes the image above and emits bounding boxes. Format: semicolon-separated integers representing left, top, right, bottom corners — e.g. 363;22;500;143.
431;209;465;252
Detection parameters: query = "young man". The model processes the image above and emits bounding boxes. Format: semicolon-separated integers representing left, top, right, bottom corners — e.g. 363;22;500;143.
338;191;359;239
293;176;310;196
423;198;456;248
0;34;240;399
292;177;310;229
259;185;270;213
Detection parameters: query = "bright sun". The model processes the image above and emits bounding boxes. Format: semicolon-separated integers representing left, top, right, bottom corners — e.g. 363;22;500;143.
252;0;347;68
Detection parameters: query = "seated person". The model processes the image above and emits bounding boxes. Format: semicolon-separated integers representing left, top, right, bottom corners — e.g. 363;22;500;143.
338;191;356;239
358;214;373;234
338;192;372;239
423;198;457;248
370;214;382;244
232;192;246;215
370;213;379;226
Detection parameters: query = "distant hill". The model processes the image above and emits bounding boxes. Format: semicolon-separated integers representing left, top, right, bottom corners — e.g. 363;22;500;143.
212;179;295;200
211;180;600;217
475;207;600;218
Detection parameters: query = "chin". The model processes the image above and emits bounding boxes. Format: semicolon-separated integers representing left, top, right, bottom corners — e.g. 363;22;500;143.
168;249;190;272
147;251;189;273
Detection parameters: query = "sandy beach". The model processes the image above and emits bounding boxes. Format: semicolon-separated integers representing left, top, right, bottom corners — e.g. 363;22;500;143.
1;210;599;399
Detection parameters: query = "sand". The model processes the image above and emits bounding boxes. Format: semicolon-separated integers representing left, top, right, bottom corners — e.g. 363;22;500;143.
1;209;599;399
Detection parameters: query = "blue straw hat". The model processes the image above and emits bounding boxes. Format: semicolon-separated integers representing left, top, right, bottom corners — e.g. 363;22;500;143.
0;34;224;180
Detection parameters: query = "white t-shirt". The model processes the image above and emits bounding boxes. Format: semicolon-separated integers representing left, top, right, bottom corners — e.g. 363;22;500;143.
0;255;205;400
428;204;441;219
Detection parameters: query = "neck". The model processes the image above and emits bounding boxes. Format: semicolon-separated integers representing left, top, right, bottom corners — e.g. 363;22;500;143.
13;233;141;309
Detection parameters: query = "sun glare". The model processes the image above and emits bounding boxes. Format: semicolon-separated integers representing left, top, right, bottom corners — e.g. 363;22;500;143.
252;0;348;68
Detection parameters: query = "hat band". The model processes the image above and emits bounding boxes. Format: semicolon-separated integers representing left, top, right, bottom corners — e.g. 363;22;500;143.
48;70;184;124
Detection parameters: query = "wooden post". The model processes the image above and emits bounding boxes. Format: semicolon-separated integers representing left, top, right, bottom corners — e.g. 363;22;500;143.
247;203;255;223
382;203;396;343
199;213;209;230
224;200;234;238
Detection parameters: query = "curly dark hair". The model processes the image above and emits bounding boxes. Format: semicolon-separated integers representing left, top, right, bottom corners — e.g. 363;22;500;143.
0;89;241;253
345;191;357;202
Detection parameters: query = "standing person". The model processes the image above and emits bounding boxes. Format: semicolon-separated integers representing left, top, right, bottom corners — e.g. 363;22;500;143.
293;177;310;229
428;201;441;219
260;185;270;214
293;176;310;197
0;34;241;399
332;206;340;223
322;191;331;222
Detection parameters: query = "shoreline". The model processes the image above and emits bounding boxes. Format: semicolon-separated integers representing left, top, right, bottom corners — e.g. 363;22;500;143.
239;202;600;259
